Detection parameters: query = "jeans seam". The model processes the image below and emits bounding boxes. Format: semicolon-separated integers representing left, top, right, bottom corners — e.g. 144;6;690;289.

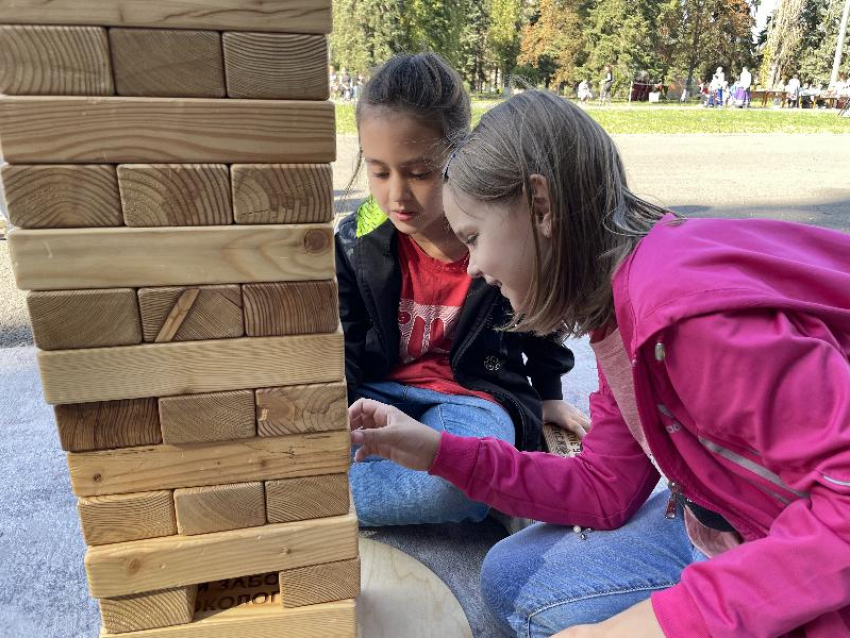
523;583;678;638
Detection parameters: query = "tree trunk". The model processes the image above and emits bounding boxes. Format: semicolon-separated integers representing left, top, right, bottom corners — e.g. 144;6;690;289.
831;0;850;85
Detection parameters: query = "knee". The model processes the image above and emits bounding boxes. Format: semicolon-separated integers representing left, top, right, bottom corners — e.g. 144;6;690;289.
480;536;538;632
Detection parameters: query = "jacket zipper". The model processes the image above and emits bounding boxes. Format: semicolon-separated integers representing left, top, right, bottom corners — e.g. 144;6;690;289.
665;481;681;519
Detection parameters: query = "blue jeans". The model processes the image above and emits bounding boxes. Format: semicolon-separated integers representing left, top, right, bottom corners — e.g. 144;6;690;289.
350;381;515;527
480;489;707;637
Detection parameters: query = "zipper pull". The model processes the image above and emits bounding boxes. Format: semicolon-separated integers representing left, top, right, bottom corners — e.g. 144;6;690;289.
665;482;681;519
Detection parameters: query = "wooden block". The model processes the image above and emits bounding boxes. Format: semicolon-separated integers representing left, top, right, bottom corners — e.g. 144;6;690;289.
67;430;350;497
0;0;333;34
223;33;328;100
78;490;176;546
279;557;360;608
54;398;161;453
85;508;359;597
110;29;225;98
101;600;356;638
542;423;583;457
118;165;232;227
231;164;333;225
174;482;265;536
0;25;113;95
9;224;334;291
101;586;196;635
38;331;343;404
243;281;339;337
27;289;142;351
265;473;350;524
0;97;335;164
256;382;347;437
139;286;243;343
1;165;122;229
159;390;255;445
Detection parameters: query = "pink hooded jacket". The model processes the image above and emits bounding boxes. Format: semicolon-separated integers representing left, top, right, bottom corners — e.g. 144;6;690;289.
429;216;850;637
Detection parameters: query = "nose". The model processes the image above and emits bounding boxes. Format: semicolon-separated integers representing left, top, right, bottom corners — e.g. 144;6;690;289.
388;173;408;205
467;259;483;279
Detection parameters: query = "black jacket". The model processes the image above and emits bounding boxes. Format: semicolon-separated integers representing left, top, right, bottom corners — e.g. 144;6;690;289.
335;201;575;451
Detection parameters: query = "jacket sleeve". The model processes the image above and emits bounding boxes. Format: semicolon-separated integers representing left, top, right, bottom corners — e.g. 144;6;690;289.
428;364;658;527
521;333;575;401
334;225;370;401
651;310;850;638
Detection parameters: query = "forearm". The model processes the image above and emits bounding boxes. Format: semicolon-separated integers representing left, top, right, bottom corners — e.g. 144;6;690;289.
429;432;657;527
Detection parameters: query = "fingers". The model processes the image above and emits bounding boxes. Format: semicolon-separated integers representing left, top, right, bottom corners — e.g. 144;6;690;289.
349;398;391;430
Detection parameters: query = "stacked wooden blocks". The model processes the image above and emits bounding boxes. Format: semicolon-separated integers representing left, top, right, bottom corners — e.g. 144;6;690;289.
0;1;360;636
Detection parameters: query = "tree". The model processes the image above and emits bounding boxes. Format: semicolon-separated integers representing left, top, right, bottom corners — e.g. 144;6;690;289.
578;0;660;93
518;0;584;88
458;0;492;91
760;0;807;86
486;0;524;91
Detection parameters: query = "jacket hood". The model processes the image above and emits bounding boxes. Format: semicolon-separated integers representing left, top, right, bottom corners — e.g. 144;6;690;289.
614;215;850;353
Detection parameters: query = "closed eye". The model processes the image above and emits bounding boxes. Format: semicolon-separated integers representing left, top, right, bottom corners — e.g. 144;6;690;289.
464;234;478;246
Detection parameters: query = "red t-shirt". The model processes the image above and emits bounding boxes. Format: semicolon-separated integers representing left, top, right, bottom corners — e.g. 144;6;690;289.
387;233;496;403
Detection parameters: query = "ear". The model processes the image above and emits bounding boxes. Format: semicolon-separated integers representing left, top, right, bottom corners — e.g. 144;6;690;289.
527;174;553;239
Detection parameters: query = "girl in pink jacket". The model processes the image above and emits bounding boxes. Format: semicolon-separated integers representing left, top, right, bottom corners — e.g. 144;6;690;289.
349;89;850;638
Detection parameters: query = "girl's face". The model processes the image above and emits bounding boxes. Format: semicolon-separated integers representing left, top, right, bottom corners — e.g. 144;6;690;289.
444;184;549;313
359;110;448;237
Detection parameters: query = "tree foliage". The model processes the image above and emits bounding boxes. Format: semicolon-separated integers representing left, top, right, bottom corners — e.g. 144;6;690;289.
330;0;840;94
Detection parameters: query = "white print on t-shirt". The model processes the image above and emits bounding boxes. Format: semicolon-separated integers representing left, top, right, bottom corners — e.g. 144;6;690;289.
398;298;462;363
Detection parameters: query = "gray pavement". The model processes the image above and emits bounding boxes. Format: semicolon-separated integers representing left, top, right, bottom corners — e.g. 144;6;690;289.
0;134;846;637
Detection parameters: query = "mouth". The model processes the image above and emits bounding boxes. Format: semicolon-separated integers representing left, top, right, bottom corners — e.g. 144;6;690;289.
391;210;418;222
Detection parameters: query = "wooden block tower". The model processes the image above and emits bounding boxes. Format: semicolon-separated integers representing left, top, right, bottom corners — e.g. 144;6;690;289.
0;2;360;635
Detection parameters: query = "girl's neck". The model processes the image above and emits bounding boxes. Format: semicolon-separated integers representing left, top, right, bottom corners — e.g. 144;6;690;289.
408;227;467;263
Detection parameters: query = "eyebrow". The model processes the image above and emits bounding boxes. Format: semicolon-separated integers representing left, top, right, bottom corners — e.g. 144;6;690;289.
363;156;435;168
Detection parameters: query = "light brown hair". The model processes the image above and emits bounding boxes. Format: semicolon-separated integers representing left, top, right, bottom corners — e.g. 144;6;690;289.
444;90;675;337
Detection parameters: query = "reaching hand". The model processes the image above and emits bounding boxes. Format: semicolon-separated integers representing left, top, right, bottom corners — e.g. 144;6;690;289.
349;399;442;471
542;400;591;439
552;600;664;637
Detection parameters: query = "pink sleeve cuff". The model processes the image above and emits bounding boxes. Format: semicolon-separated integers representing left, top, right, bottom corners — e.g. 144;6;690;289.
427;432;481;490
651;585;711;638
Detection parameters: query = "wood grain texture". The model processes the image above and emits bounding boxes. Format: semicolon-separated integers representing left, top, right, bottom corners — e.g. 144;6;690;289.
78;490;176;546
174;482;265;536
85;508;358;597
38;331;343;404
0;97;335;164
67;430;350;497
231;164;333;225
256;382;347;437
1;164;121;229
0;0;333;34
0;25;113;95
223;33;328;100
54;398;160;452
118;165;232;226
27;288;142;351
242;281;339;337
159;390;255;445
279;557;359;608
9;224;334;291
359;538;472;638
542;423;582;457
101;586;196;635
110;29;225;98
101;601;355;638
265;473;349;524
138;286;243;343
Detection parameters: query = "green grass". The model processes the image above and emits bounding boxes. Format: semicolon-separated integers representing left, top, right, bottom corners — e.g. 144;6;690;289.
335;101;850;135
